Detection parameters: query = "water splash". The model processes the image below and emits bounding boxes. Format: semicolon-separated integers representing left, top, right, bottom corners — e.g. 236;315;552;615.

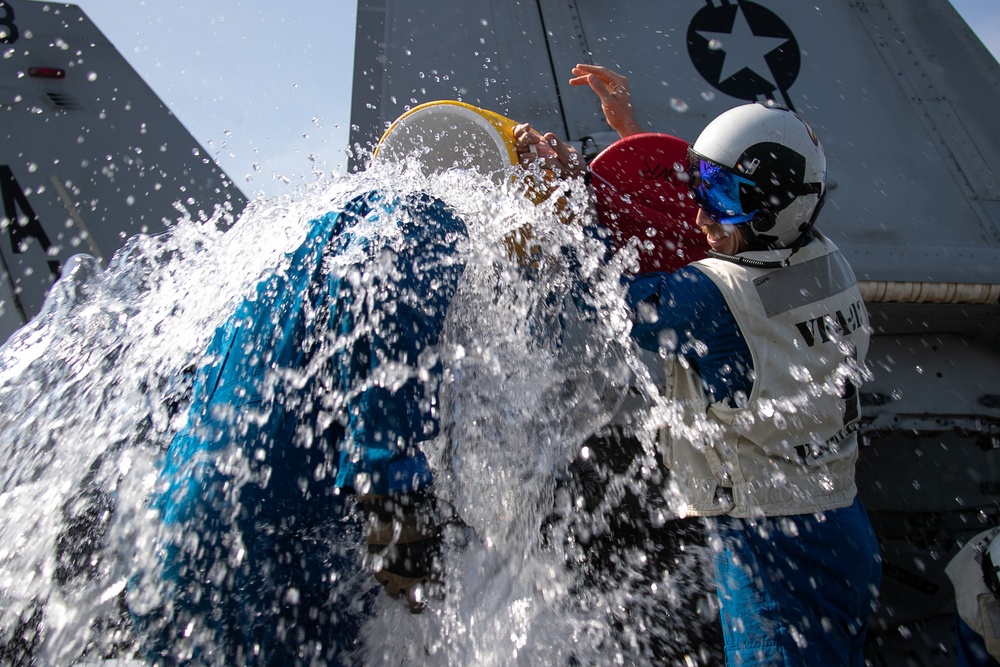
0;163;713;666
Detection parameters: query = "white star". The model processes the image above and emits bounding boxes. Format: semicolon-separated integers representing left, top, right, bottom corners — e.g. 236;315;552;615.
696;5;789;87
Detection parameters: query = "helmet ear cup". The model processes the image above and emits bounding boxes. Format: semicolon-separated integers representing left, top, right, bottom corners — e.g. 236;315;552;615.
750;208;776;234
744;181;821;248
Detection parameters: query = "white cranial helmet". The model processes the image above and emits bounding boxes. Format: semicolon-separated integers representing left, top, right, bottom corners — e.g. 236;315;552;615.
689;102;827;249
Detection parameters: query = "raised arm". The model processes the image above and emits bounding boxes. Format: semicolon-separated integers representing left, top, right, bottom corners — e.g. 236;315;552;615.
569;64;644;138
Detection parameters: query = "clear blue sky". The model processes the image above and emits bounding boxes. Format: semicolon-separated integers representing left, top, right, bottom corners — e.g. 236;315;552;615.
69;0;359;198
68;0;1000;198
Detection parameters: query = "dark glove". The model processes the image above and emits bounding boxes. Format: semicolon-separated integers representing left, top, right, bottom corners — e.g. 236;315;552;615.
358;492;466;613
543;454;605;548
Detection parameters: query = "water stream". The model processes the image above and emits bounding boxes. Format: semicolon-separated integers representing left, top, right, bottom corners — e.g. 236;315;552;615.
0;163;716;666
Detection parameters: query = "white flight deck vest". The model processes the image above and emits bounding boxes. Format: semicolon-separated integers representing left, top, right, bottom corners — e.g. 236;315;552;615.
661;231;870;518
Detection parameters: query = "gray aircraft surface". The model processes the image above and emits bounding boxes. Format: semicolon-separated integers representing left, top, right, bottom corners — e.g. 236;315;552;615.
0;0;246;342
349;0;1000;664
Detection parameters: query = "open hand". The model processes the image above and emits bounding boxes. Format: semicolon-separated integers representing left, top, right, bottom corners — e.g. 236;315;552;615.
569;64;644;138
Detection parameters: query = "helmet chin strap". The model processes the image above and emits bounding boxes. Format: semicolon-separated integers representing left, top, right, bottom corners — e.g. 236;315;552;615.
715;185;826;267
808;188;827;226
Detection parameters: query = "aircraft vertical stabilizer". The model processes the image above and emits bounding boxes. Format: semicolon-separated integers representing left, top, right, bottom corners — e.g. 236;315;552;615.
0;0;246;341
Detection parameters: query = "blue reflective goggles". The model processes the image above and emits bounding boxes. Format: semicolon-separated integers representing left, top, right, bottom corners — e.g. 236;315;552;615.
688;155;759;225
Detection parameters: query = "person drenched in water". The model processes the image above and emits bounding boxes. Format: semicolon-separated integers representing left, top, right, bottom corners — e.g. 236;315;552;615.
127;104;626;665
127;192;471;665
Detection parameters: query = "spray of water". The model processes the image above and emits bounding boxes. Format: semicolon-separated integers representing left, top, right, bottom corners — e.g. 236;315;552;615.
0;161;717;666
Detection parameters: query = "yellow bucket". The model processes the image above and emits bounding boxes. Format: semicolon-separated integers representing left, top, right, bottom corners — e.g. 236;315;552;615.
373;101;572;263
373;101;521;185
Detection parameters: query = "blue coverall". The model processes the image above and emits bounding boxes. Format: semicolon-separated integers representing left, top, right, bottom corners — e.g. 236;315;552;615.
132;192;468;666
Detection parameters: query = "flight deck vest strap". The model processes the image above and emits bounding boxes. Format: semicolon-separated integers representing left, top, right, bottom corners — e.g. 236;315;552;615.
662;233;871;518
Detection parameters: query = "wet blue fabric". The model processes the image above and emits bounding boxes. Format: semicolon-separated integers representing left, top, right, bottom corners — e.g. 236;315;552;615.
709;498;882;667
956;614;1000;667
329;195;468;495
627;266;753;405
134;192;468;665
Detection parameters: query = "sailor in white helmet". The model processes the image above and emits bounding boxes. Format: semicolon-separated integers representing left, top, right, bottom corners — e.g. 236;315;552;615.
574;64;882;666
947;527;1000;666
